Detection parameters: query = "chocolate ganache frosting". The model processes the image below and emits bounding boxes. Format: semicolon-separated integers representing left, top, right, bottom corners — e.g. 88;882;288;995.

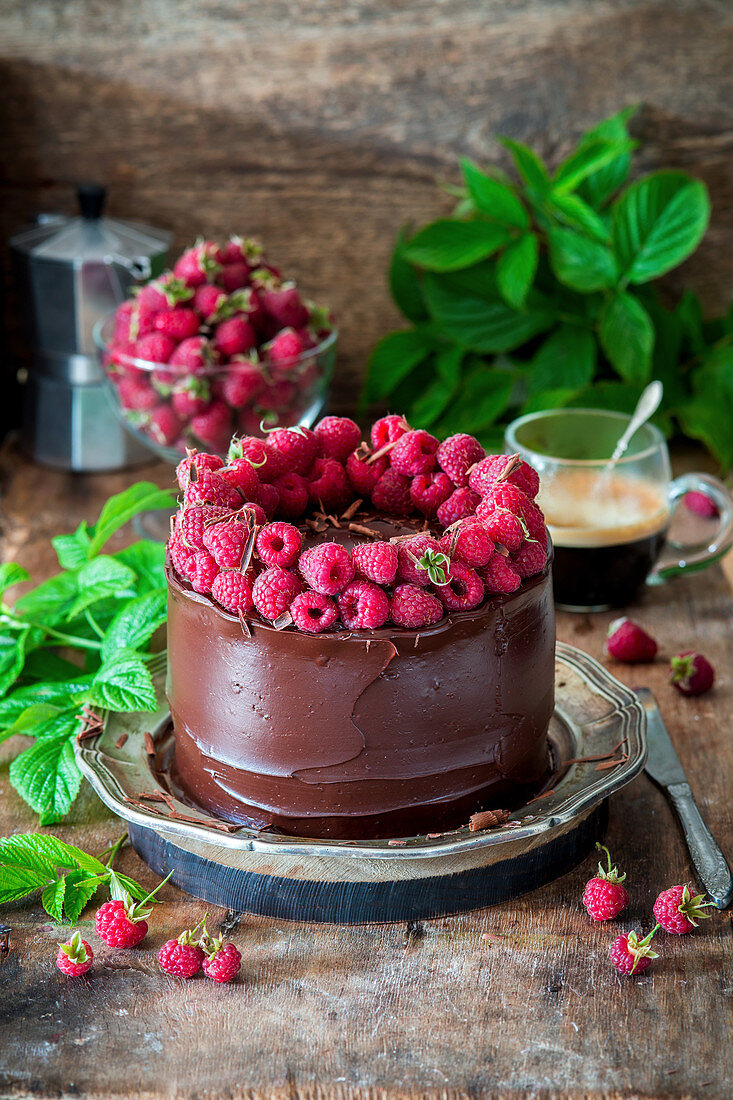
166;552;555;840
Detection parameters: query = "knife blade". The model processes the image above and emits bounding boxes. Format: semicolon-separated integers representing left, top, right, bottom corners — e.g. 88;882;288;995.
637;687;733;909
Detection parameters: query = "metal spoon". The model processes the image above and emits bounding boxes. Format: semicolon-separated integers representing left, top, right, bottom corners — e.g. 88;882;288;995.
605;380;664;471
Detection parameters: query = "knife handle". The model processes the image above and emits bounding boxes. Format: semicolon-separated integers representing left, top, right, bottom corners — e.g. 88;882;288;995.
667;782;733;909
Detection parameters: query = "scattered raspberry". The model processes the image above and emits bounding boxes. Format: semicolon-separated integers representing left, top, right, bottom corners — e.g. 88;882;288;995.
669;652;714;696
290;590;338;633
308;458;352;510
219;457;261;499
176;451;224;490
314;416;362;463
193;283;227;321
410;471;453;516
511;538;548;578
436;433;485;487
240;501;267;526
440;520;494;568
170;335;215;373
390;430;439;476
271;472;309;518
56;932;93;976
173;240;222;287
468;453;540;499
352;541;398;585
268;329;306;371
370;414;410;450
211;570;254;614
582;843;629;921
171;383;211;420
256;522;302;569
436;487;481;528
159;928;206;979
370;468;412;515
346;450;388;495
232;436;289;482
203;940;242;984
480;553;522;595
684;491;719;519
299;543;355;595
337;580;390;630
252;567;302;620
609;930;658;975
605;618;658;663
436;561;484;611
653;884;714;934
260;286;309;330
184;551;220;594
396;536;445;587
94;900;148;948
184;467;241;510
479;509;526;552
265;427;317;475
203;520;250;568
390;584;444;629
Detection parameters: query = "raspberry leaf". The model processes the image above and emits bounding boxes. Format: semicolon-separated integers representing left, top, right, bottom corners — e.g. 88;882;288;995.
0;563;30;596
52;523;92;570
88;482;176;556
9;731;82;825
114;540;166;594
101;591;167;663
42;876;67;922
65;557;137;621
87;650;157;714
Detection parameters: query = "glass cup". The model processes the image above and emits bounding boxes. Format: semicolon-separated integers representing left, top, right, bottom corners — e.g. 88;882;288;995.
504;408;733;612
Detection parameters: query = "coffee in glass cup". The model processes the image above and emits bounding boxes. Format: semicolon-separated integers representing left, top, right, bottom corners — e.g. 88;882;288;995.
504;409;733;611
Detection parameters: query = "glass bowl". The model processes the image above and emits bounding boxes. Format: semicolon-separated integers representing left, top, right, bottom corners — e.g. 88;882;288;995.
94;314;338;465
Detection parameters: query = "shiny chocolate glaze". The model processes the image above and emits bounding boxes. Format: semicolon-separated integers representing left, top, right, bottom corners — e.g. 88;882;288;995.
166;556;556;839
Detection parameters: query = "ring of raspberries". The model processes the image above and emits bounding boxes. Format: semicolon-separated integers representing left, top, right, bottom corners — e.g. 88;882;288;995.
167;415;549;633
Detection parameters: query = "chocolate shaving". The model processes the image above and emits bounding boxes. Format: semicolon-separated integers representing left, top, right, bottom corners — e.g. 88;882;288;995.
348;522;381;539
354;441;371;460
114;733;129;750
388;839;407;846
238;610;252;637
123;796;164;815
240;522;258;573
341;498;363;521
469;808;511;832
137;791;169;803
596;754;629;771
272;611;293;631
325;513;341;528
144;731;156;757
365;639;372;651
414;634;420;648
367;438;400;464
495;453;522;484
165;809;240;833
565;742;624;766
525;788;554;805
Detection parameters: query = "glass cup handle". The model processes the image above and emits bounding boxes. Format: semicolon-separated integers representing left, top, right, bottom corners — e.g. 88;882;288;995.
647;473;733;584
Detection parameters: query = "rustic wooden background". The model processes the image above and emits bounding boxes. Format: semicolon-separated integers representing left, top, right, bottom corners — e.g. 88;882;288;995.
1;0;733;419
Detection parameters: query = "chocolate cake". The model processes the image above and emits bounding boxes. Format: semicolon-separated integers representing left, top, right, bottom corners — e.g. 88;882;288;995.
164;415;556;840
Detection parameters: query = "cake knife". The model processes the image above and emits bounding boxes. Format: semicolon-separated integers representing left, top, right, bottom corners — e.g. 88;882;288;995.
637;688;733;909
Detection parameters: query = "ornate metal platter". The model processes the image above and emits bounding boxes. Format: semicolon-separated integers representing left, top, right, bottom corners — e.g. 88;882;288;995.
76;641;646;923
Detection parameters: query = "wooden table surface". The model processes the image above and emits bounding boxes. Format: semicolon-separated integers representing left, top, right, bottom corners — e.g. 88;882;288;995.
0;444;731;1100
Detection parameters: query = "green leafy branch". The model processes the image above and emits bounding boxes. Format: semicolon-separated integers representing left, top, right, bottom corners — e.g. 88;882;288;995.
0;482;174;825
365;108;733;469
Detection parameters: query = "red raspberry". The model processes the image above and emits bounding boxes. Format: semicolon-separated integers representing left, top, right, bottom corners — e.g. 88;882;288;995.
468;453;540;499
261;286;309;330
177;504;231;550
669;652;715;696
203;941;242;983
511;538;548;578
254;481;280;517
267;328;305;371
171;384;211;420
219;457;261;499
605;618;658;663
169;531;192;576
480;553;521;595
479;509;526;552
170;335;216;373
118;375;159;411
314;416;362;462
154;307;201;342
220;262;252;293
183;550;220;594
436;433;485;487
390;584;443;629
440;520;494;568
337;580;390;630
158;929;206;979
211;570;254;614
271;472;309;518
436;487;481;528
133;332;176;364
346;450;388;495
149;405;182;448
299;543;355;595
476;482;546;544
203;520;250;568
214;316;257;358
176;451;224;490
436;561;484;611
653;884;714;934
308;458;352;510
252;567;302;620
193;283;227;321
396;535;445;587
684;490;719;519
222;359;264;408
184;467;241;510
290;590;338;633
371;468;412;515
240;501;267;526
265;427;317;475
174;241;222;288
410;471;453;516
390;429;439;476
232;436;289;482
190;400;232;453
256;522;302;568
56;931;93;976
370;414;410;450
609;930;658;975
581;844;629;921
94;900;149;948
352;541;398;585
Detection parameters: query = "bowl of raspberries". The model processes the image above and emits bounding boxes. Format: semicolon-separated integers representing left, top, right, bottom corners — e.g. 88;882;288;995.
96;237;337;462
167;414;550;633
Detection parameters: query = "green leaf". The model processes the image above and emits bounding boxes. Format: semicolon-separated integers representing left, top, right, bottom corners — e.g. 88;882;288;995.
529;326;597;394
500;138;550;195
101;590;166;663
389;228;429;323
678;398;733;471
676;289;705;356
547;228;619;292
408;347;465;428
0;865;50;905
9;735;82;824
62;870;104;922
15;571;79;626
65;556;137;620
52;523;92;570
521;386;581;414
42;877;67;921
88;649;157;713
460;160;529;228
0;832;106;877
439;367;514;435
553;136;634;194
0;703;64;745
612;171;710;284
577;107;638;206
423;273;553;352
496;234;539;309
566;381;645;415
0;563;29;596
550;193;610;243
0;629;28;699
115;540;166;594
403;219;512;272
0;678;91;726
88;482;176;556
111;872;150;903
599;292;654;385
363;329;433;404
